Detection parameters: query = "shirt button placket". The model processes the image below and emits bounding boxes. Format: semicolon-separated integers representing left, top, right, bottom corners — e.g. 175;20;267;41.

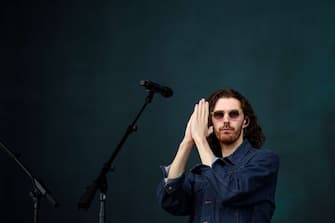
202;199;213;223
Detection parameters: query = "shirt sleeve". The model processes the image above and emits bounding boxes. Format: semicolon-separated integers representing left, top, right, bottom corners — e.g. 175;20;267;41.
163;165;184;184
211;157;221;166
199;150;280;206
156;165;193;216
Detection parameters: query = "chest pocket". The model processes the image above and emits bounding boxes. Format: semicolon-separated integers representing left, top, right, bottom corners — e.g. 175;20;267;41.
192;178;208;192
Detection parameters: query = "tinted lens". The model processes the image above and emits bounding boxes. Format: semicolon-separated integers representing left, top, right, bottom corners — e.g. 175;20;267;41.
212;111;224;119
228;110;240;119
211;110;241;120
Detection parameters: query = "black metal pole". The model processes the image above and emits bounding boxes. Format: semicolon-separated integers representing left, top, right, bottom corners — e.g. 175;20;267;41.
98;192;106;223
78;91;155;223
0;141;59;223
30;188;40;223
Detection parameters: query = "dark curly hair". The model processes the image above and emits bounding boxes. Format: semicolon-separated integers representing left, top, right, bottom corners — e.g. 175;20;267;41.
206;88;265;156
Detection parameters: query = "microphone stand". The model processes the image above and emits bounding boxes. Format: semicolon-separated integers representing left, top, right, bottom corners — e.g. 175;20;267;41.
0;141;59;223
78;90;155;223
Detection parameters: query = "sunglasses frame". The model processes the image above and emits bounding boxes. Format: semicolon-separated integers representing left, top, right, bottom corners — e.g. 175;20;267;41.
210;109;242;120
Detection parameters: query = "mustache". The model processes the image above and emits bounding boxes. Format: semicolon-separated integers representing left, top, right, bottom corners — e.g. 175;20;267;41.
218;126;234;131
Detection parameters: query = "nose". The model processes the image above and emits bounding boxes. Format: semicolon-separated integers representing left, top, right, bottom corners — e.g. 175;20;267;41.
223;121;230;128
223;113;230;122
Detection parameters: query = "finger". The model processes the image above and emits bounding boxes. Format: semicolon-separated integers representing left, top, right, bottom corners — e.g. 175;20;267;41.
198;98;205;120
200;99;208;122
186;113;192;128
196;99;201;119
204;101;209;121
192;103;198;124
207;126;213;136
201;100;206;120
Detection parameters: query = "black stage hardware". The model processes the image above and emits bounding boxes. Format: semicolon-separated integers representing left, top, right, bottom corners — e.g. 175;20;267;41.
0;141;59;223
78;80;173;223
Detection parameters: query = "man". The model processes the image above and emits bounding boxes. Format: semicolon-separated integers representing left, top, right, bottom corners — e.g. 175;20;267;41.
157;88;280;223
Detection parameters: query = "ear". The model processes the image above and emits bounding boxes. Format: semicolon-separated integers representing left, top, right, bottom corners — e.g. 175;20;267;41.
243;117;249;128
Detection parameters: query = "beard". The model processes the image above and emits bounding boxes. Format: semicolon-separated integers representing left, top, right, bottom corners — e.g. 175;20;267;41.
214;123;244;145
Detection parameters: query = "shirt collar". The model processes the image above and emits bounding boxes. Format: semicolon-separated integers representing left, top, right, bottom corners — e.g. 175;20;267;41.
224;139;252;165
190;140;253;174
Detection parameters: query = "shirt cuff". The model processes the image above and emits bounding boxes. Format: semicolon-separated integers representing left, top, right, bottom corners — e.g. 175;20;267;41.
211;157;220;167
162;165;184;184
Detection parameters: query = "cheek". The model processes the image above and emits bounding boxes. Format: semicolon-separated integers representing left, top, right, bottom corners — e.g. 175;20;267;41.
211;120;220;130
234;121;245;130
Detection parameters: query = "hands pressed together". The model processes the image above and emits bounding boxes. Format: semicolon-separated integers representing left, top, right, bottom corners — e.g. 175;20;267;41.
181;99;215;166
168;99;216;178
184;98;213;145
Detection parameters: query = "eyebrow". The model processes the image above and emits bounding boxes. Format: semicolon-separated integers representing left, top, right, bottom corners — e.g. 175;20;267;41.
212;109;241;112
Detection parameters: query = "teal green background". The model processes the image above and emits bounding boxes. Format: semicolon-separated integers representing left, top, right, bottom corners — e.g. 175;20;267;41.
1;0;334;222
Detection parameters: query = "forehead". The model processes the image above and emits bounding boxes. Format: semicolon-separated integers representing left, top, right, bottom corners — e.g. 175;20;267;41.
213;97;242;111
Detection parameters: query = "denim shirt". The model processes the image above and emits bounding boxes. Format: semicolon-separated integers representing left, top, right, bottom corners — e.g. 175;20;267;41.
156;140;280;223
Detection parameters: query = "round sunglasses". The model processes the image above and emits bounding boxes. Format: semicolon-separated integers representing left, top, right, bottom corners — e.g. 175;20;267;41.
210;110;242;120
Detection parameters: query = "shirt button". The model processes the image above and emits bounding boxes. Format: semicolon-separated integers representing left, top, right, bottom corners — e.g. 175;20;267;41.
204;200;212;204
168;186;173;191
203;221;208;223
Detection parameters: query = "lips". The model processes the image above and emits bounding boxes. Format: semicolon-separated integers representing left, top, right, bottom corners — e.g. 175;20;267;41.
220;127;234;130
220;128;234;132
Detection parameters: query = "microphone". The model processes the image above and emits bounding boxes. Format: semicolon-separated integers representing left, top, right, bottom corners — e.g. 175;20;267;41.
140;80;173;98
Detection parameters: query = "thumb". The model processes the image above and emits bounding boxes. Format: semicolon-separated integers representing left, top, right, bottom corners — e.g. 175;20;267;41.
207;126;213;136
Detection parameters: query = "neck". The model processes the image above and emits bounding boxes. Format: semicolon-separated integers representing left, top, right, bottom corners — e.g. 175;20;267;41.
220;136;244;157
